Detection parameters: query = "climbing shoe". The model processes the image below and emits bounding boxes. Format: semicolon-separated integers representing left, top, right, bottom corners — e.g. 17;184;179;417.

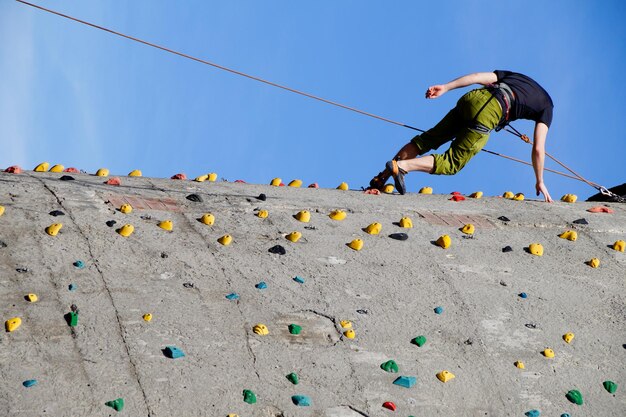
368;169;391;191
386;160;407;195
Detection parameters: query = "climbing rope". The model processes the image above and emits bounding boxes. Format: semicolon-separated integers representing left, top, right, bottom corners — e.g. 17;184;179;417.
16;0;621;200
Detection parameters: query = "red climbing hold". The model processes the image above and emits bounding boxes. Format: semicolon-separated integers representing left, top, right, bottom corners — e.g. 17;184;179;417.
234;180;246;183
64;167;80;173
587;206;614;213
171;173;187;180
450;195;466;201
106;177;122;186
308;183;319;188
451;191;462;195
382;402;396;411
4;166;22;174
364;189;381;195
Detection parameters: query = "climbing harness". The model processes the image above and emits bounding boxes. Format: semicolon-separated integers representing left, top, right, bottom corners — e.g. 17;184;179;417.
16;0;620;200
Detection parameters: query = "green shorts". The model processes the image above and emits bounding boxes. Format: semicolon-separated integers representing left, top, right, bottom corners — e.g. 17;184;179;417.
411;88;503;175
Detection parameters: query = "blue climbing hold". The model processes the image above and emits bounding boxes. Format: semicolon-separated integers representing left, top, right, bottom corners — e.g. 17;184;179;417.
291;395;311;406
68;283;77;291
73;260;85;269
293;276;305;284
393;376;416;388
519;292;528;299
225;293;240;300
525;410;540;417
23;380;37;388
255;281;267;289
434;306;444;314
164;346;185;359
560;414;571;417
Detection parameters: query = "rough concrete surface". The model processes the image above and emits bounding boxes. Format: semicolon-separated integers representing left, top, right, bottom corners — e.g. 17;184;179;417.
1;171;625;417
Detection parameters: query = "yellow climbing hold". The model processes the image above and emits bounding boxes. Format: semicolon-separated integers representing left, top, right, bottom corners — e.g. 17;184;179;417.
383;184;395;194
340;320;352;329
227;414;239;417
542;348;555;358
5;317;21;332
436;370;455;383
34;162;50;172
365;222;382;235
613;240;625;252
348;239;364;251
201;213;215;225
46;223;63;236
295;210;311;223
286;231;302;243
158;220;173;231
563;332;575;344
194;174;208;182
337;182;349;190
257;210;269;219
27;293;38;303
559;230;577;241
587;257;600;268
270;178;282;186
513;193;525;201
528;243;544;256
329;210;347;221
461;224;475;235
514;361;525;369
288;179;303;188
399;217;413;228
561;194;578;203
0;205;5;216
128;169;142;177
208;173;218;182
95;168;109;177
419;186;433;194
502;191;514;199
143;313;152;322
49;164;64;173
117;224;134;237
218;234;233;246
343;329;356;339
253;324;269;336
469;191;483;199
436;235;452;249
120;204;133;214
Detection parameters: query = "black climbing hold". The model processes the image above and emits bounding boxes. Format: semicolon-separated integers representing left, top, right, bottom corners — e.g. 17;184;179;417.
0;240;7;248
502;246;513;253
500;280;508;286
498;216;510;222
70;304;79;313
16;267;28;273
140;215;153;220
304;226;317;230
59;175;75;181
389;233;409;241
183;282;195;288
356;309;369;315
49;210;65;217
525;323;538;329
572;218;589;225
161;252;168;259
186;193;203;203
106;220;117;227
257;193;267;201
268;245;286;255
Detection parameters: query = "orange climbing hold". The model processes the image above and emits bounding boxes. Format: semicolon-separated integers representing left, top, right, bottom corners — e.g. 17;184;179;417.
587;206;614;213
106;177;122;186
64;167;79;173
171;173;187;180
5;165;23;174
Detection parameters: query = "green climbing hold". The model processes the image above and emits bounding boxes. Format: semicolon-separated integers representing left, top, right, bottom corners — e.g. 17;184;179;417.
243;389;257;404
380;360;399;373
603;380;618;394
105;398;124;412
286;372;299;385
412;335;427;347
566;389;583;405
288;324;302;335
68;311;78;327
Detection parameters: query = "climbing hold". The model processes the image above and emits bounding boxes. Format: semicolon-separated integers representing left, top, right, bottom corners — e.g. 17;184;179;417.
128;169;142;177
68;283;77;291
0;205;4;216
525;410;540;417
225;293;240;301
120;204;133;214
253;324;269;336
95;168;109;177
519;292;528;299
450;195;466;201
105;398;125;412
461;224;475;235
5;165;23;173
434;306;444;314
498;216;510;222
559;230;578;241
26;293;38;303
292;395;311;407
436;370;455;383
528;243;543;256
393;376;416;388
502;246;513;253
365;222;382;235
563;332;574;344
143;313;152;322
348;239;364;251
186;194;203;202
340;320;352;329
268;245;286;255
286;231;302;242
399;217;413;228
419;186;433;194
308;183;319;188
49;210;65;217
469;191;483;198
561;194;577;203
587;258;600;268
5;317;21;332
502;191;514;199
117;224;134;237
158;220;173;231
380;360;399;373
227;414;239;417
286;372;299;385
73;260;85;269
22;379;37;388
572;218;589;225
436;235;451;249
411;335;427;347
329;210;347;220
194;174;208;182
255;281;267;289
382;401;396;411
257;210;269;218
364;188;381;195
337;182;349;190
566;389;583;405
49;164;64;173
603;380;618;394
293;276;305;284
542;348;555;358
164;346;185;359
587;206;614;213
514;360;525;369
613;240;625;252
200;213;215;225
383;184;395;194
288;324;302;335
46;223;63;236
60;175;75;181
207;173;218;182
560;414;571;417
171;173;187;180
242;389;257;404
106;177;121;186
389;233;409;241
218;235;233;246
288;179;303;187
34;162;50;172
270;178;282;186
513;193;525;201
63;167;79;173
67;311;78;327
295;210;311;223
343;329;356;339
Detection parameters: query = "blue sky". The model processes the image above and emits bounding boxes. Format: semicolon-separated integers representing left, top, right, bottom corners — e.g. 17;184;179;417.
1;1;624;199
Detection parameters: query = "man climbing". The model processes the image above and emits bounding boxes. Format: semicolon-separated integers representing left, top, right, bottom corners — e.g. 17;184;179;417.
369;70;554;202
